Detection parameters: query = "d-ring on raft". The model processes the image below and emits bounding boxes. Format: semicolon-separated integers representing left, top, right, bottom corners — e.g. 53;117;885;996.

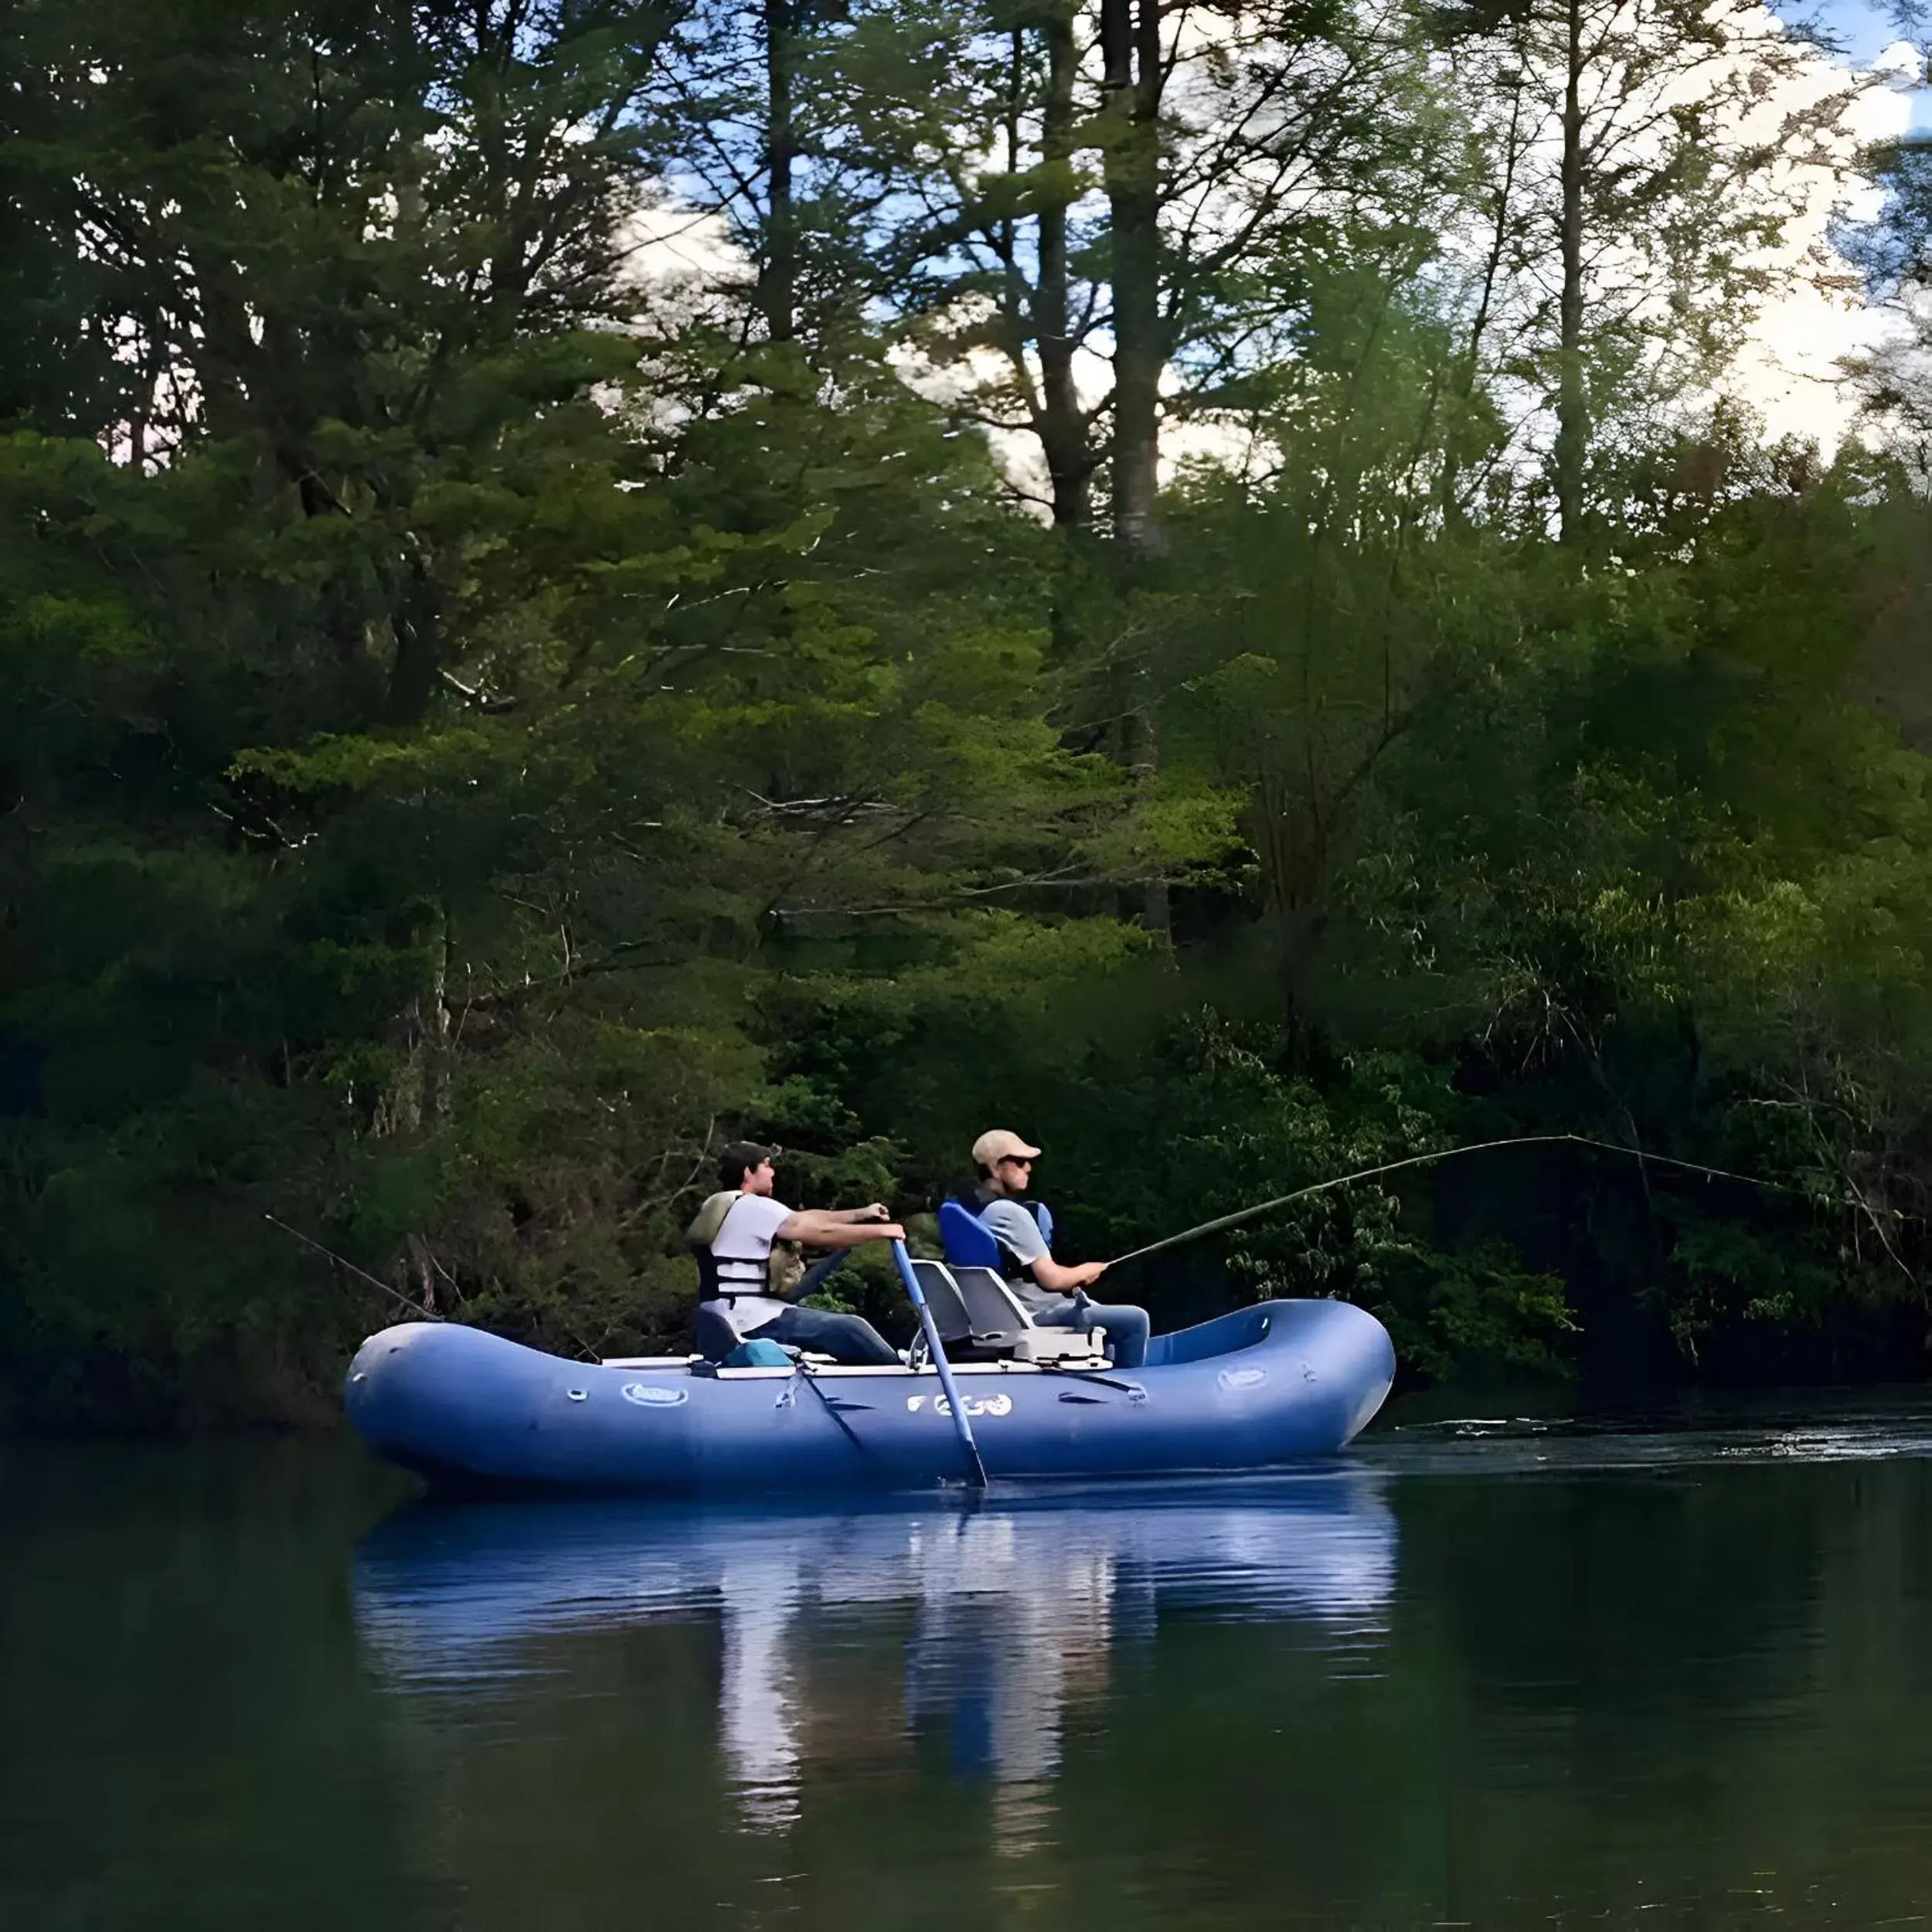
343;1242;1396;1496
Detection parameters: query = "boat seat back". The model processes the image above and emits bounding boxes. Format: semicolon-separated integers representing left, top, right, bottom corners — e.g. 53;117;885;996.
909;1260;977;1344
940;1196;1060;1270
938;1199;1002;1269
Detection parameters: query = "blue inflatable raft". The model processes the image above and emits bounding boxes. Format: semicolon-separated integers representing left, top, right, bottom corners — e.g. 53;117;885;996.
344;1267;1396;1495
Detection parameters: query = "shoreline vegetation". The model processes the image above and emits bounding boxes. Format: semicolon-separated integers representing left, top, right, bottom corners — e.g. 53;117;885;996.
9;0;1932;1429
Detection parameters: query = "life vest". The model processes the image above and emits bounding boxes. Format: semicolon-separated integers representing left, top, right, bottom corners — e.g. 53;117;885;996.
685;1190;807;1301
940;1192;1056;1283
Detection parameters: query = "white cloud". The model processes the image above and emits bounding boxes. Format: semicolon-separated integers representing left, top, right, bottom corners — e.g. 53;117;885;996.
606;18;1926;488
1727;34;1917;447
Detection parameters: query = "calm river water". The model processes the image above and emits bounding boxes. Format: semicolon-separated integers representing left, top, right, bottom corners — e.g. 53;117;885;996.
9;1407;1932;1929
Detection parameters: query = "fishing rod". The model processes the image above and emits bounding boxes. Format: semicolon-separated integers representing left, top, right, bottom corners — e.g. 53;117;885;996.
1106;1132;1797;1269
264;1213;447;1322
266;1213;608;1362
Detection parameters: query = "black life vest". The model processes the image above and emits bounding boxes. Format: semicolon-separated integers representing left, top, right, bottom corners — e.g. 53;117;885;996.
685;1191;806;1302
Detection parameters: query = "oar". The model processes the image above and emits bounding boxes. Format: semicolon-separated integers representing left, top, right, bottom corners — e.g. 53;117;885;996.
889;1239;989;1489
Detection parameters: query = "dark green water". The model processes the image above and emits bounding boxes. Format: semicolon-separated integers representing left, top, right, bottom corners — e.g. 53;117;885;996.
9;1416;1932;1930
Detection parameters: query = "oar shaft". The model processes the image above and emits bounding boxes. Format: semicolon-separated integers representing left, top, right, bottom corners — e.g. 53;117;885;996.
889;1240;989;1488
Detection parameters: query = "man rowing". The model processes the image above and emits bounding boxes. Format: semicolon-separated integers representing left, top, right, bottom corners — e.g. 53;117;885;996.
689;1141;904;1365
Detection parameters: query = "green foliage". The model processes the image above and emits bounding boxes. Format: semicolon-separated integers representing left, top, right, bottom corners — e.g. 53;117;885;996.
4;0;1930;1426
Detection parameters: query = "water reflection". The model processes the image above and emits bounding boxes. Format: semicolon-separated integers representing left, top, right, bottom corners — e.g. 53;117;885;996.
22;1434;1932;1928
353;1471;1396;1847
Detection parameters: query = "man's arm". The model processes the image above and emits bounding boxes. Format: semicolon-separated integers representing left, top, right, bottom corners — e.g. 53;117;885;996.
776;1209;905;1247
978;1199;1107;1294
1030;1253;1107;1294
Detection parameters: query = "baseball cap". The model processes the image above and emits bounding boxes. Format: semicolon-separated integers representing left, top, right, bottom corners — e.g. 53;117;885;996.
972;1129;1042;1169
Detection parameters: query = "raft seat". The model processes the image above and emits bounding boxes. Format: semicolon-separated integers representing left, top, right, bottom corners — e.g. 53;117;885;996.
911;1258;1021;1358
910;1258;1103;1366
930;1199;1104;1366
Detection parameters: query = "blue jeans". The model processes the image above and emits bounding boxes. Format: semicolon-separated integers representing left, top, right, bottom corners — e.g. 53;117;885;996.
746;1303;900;1367
1031;1297;1151;1370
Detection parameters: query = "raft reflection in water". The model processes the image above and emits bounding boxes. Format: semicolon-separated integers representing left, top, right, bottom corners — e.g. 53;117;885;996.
353;1471;1396;1850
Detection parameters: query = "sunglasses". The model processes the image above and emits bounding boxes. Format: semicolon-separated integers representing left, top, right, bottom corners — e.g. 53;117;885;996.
999;1155;1035;1168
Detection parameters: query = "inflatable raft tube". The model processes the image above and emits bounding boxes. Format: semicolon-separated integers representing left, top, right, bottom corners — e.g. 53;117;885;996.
343;1298;1396;1496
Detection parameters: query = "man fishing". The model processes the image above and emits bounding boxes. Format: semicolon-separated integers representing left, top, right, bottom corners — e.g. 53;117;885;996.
955;1130;1151;1370
689;1142;904;1365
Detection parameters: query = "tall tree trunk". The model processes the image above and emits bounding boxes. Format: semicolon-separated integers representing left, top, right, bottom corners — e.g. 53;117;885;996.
1121;702;1171;939
385;546;443;724
1100;0;1164;559
1255;766;1330;1053
760;0;797;344
1553;0;1587;544
1036;0;1091;528
184;245;264;449
1099;0;1169;937
1443;65;1525;522
378;902;453;1137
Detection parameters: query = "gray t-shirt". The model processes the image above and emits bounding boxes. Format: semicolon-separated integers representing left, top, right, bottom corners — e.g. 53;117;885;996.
976;1198;1057;1312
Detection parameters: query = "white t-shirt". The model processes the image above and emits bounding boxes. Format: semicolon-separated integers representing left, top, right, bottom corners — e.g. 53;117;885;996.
704;1192;795;1337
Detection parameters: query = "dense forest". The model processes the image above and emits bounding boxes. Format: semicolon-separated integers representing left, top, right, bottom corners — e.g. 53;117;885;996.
7;0;1932;1426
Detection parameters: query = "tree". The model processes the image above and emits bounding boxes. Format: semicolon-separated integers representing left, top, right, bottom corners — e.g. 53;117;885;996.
1435;0;1870;541
0;0;1136;1417
9;0;1932;1420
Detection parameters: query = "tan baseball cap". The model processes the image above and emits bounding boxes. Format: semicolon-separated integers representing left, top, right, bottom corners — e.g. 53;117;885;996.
972;1129;1042;1168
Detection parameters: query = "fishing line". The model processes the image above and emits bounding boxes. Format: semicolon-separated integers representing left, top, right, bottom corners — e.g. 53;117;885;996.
1106;1133;1800;1269
264;1213;447;1320
268;1213;607;1361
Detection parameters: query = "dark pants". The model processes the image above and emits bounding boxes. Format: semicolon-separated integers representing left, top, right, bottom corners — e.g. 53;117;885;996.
1031;1296;1151;1369
746;1303;900;1366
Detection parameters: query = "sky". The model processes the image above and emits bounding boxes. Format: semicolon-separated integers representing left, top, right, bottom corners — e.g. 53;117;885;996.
623;3;1932;457
1797;0;1928;116
1723;2;1926;444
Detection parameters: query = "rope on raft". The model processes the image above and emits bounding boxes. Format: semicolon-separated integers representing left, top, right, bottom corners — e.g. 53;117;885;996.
1106;1133;1801;1270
